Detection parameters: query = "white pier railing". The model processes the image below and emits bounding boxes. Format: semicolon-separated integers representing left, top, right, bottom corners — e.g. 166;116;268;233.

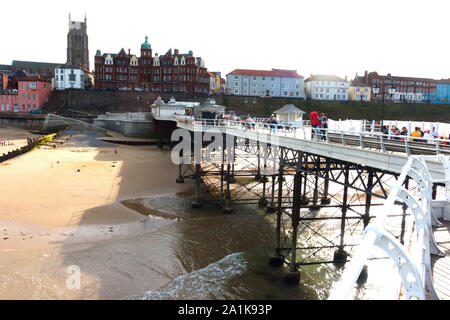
328;155;449;300
176;117;450;156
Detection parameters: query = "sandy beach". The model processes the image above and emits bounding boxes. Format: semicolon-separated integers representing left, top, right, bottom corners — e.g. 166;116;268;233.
0;126;194;299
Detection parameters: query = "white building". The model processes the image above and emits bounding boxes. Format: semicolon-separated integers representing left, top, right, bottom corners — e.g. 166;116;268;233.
305;74;349;101
226;69;305;98
55;65;85;90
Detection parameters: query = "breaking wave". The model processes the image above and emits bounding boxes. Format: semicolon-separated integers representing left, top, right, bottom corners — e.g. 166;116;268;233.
142;252;247;300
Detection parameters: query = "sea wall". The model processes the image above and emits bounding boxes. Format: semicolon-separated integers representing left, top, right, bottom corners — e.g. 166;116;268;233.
93;112;154;138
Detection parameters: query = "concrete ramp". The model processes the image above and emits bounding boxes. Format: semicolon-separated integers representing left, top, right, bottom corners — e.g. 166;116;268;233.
42;114;107;135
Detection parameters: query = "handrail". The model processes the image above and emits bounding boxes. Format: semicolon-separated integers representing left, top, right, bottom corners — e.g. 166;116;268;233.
328;155;448;300
175;117;450;156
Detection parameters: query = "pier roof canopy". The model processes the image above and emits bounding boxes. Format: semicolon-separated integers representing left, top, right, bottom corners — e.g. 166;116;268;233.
274;104;305;115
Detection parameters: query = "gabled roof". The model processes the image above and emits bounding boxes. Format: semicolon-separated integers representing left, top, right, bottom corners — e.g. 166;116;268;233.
0;64;12;72
367;72;435;82
274;104;305;115
57;64;83;70
350;76;369;87
12;60;62;70
305;74;347;82
18;75;51;82
227;68;303;79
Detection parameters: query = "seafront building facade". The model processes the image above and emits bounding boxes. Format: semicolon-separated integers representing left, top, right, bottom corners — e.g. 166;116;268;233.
226;69;305;98
362;71;437;103
426;80;450;103
0;76;52;113
348;75;371;101
55;65;91;90
94;36;209;94
304;74;349;101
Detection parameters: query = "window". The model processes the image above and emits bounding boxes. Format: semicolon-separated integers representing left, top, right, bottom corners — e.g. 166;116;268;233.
234;88;239;94
234;81;239;87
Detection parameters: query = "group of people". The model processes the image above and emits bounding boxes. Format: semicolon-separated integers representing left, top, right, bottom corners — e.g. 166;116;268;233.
0;140;13;146
310;112;328;140
381;125;449;143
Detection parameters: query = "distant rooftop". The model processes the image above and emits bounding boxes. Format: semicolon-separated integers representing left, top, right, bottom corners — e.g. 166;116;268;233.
305;74;347;82
228;69;303;79
12;60;63;70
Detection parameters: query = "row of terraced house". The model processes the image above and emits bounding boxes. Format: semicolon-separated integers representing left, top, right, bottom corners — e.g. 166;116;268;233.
225;69;450;104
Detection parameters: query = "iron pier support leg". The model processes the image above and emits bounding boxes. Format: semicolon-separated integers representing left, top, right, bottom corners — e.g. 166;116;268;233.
300;159;309;205
363;169;374;228
285;160;303;284
176;150;185;183
334;163;349;265
269;163;285;267
267;175;276;213
191;164;202;208
321;159;331;205
259;146;269;207
157;138;164;149
259;172;268;207
220;144;225;202
223;163;234;214
255;141;262;180
310;157;320;211
229;137;236;184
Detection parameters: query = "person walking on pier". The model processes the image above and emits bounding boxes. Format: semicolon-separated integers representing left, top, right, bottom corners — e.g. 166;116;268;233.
267;114;277;133
319;113;328;141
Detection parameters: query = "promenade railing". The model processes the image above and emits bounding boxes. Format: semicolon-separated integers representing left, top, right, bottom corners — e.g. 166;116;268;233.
175;117;450;156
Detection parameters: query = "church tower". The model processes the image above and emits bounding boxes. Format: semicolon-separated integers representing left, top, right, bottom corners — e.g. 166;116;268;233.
67;14;90;70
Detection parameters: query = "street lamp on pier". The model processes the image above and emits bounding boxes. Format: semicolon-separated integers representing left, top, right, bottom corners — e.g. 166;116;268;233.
372;82;396;129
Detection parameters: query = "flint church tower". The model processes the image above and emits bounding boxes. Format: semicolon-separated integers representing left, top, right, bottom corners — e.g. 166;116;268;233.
67;14;90;70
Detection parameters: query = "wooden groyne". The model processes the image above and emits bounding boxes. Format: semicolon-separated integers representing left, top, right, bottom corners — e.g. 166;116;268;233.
0;132;60;163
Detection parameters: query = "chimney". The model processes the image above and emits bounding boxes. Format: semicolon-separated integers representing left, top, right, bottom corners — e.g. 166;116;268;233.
174;49;179;55
345;75;348;81
128;49;131;55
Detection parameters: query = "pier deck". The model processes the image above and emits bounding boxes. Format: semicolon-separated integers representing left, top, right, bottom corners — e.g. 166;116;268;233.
432;220;450;300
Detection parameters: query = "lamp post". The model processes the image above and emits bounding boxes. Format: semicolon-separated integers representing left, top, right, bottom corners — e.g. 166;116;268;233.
372;82;396;129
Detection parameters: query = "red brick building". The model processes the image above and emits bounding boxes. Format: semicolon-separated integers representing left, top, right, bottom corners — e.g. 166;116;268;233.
363;71;437;103
94;36;209;94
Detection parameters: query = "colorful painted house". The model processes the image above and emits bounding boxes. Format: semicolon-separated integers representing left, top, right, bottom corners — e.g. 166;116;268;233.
0;76;52;113
426;80;450;104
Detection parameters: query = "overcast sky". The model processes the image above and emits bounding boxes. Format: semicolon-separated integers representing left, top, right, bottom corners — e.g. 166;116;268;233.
1;0;449;80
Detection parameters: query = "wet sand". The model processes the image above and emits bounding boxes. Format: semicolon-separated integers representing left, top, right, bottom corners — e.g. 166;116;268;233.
0;128;194;299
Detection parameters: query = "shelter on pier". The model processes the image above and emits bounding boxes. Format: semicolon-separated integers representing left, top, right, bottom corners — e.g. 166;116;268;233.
274;104;305;125
193;99;226;119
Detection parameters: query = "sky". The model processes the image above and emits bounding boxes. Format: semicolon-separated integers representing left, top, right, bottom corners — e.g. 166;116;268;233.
1;0;449;80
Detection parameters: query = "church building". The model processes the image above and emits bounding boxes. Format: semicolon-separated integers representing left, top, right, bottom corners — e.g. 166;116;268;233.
67;14;90;70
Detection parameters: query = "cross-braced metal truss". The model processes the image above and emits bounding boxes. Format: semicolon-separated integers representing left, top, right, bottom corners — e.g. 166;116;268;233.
173;132;411;279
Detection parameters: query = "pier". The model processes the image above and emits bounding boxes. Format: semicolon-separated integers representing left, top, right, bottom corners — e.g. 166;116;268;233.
172;117;450;299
